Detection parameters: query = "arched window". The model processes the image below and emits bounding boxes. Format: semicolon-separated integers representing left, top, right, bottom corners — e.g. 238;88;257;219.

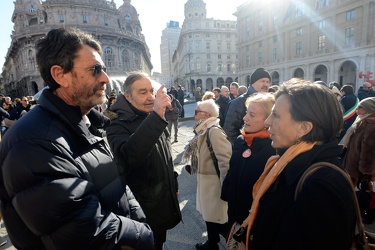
104;47;114;70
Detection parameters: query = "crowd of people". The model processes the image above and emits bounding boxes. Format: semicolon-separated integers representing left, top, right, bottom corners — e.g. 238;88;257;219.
1;26;375;250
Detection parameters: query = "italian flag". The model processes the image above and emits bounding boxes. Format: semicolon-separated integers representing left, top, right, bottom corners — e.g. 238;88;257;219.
343;98;359;121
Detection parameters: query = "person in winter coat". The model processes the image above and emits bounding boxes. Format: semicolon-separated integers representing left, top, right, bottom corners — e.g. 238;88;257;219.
165;94;182;142
182;99;232;250
241;80;356;250
105;72;182;250
342;97;375;186
224;68;271;145
177;85;185;118
0;27;154;250
221;93;275;246
339;84;359;140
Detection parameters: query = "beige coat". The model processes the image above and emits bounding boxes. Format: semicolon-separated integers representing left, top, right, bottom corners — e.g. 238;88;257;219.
196;123;232;224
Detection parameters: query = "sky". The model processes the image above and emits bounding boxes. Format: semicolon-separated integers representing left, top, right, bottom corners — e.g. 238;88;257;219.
0;0;246;73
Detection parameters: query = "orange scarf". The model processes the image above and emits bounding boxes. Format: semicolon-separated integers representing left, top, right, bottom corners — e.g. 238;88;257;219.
241;129;270;147
241;141;317;248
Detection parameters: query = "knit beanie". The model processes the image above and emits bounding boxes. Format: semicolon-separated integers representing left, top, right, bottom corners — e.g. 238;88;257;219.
250;68;271;85
359;97;375;113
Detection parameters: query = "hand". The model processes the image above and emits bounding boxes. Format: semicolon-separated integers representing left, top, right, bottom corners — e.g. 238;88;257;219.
154;84;172;118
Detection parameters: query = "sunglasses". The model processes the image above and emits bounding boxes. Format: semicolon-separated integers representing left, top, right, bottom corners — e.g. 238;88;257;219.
89;64;107;77
195;110;208;115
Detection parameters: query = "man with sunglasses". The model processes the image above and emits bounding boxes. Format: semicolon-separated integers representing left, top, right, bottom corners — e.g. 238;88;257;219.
358;81;375;101
0;28;153;249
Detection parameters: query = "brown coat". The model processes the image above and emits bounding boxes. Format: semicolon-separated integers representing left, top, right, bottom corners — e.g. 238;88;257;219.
344;113;375;184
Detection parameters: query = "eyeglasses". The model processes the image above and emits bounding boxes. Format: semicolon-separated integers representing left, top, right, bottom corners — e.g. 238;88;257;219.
22;99;28;102
89;64;107;77
195;110;208;115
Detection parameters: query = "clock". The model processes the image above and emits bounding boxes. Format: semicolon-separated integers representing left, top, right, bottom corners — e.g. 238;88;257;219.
28;5;37;13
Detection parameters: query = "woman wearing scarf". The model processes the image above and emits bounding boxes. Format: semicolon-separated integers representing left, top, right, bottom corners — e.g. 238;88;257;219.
341;97;375;186
221;93;275;246
182;99;232;250
241;80;356;249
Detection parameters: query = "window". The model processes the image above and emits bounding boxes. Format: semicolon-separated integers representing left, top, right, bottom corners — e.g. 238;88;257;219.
296;42;302;55
83;15;88;23
206;42;210;50
246;27;250;37
273;15;278;28
345;27;354;44
207;54;211;59
317;0;328;9
273;48;278;60
346;10;356;21
318;35;325;50
227;42;231;50
318;20;325;29
258;21;263;32
195;42;200;51
60;15;64;23
296;27;302;36
104;18;108;26
218;54;221;59
218;64;222;72
218;42;221;50
227;54;231;59
206;33;210;38
206;22;210;28
226;33;231;38
295;4;304;17
227;64;231;72
105;47;113;55
207;64;211;72
258;52;263;63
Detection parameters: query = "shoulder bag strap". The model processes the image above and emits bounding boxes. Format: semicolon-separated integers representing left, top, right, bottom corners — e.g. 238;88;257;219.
206;127;220;178
295;162;369;249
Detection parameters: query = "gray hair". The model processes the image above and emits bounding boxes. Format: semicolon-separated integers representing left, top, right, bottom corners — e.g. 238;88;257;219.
197;99;219;118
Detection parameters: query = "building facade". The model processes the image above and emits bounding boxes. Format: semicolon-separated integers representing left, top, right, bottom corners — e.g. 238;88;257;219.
160;20;181;90
172;0;239;94
1;0;152;98
235;0;375;90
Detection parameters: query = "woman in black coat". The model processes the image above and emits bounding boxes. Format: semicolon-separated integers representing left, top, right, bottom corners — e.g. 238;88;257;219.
242;80;356;250
222;93;275;240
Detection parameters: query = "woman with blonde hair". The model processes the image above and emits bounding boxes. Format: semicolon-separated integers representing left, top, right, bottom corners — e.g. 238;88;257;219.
222;93;275;248
182;99;232;250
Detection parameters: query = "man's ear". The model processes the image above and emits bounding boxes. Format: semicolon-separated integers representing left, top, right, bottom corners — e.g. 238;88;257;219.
50;65;70;88
124;92;131;101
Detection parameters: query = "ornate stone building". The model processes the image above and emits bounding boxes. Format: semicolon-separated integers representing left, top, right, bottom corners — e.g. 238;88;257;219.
172;0;239;93
1;0;152;98
235;0;375;90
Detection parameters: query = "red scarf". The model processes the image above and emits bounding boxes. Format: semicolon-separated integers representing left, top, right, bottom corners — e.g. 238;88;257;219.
241;129;270;147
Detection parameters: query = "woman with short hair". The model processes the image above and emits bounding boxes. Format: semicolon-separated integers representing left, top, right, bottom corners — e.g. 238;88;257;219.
242;80;356;249
221;93;275;247
182;99;232;250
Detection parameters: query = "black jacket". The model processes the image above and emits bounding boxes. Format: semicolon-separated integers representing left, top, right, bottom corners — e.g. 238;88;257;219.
223;85;257;144
106;94;182;234
221;136;275;226
248;141;356;250
0;89;153;250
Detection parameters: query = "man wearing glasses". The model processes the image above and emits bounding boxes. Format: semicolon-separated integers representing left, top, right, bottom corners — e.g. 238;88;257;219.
358;81;374;100
16;96;31;117
0;28;153;249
